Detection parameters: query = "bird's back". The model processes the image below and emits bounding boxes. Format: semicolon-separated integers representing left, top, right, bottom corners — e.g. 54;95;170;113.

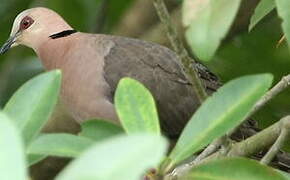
96;34;199;137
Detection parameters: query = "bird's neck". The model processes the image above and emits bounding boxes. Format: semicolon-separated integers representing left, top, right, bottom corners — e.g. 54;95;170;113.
36;34;76;70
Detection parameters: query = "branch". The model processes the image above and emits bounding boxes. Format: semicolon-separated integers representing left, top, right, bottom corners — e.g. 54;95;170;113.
260;116;290;165
152;0;207;103
141;7;182;47
165;117;283;179
249;75;290;118
194;74;290;162
192;136;226;164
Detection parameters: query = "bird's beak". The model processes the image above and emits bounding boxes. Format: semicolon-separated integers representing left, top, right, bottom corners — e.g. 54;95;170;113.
0;33;20;55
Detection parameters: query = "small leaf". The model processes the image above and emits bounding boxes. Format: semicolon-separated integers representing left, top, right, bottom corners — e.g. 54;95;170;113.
0;112;27;180
277;170;290;180
56;134;168;180
79;120;124;141
249;0;276;31
115;78;160;135
4;70;61;145
28;154;46;166
184;0;242;61
275;0;290;50
27;134;94;158
169;74;273;164
182;158;286;180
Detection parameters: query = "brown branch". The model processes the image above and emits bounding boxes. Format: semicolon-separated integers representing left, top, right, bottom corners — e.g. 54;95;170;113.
152;0;207;103
260;116;290;165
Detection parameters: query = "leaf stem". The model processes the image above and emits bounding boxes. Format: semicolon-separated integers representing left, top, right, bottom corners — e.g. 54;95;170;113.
152;0;207;103
260;116;290;165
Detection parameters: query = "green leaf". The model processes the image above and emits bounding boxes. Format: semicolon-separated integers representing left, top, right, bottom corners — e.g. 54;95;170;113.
275;0;290;50
205;17;290;129
56;134;168;180
277;170;290;180
4;70;61;145
79;120;124;141
182;0;210;27
275;169;290;180
169;74;273;164
0;112;27;180
28;154;46;166
184;0;241;61
27;134;94;158
115;78;160;135
182;158;286;180
249;0;276;31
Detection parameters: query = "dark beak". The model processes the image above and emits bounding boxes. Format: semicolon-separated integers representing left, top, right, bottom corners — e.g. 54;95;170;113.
0;35;17;55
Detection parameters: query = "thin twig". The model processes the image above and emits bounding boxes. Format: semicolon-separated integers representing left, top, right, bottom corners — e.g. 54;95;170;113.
249;74;290;118
260;116;290;165
192;136;226;164
195;74;290;163
228;74;290;136
164;136;227;180
152;0;207;103
166;117;284;179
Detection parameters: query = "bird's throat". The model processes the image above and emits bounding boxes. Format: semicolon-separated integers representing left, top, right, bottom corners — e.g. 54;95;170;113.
49;30;77;39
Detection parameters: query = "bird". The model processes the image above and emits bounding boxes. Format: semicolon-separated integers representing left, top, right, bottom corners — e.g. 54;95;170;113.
0;7;201;137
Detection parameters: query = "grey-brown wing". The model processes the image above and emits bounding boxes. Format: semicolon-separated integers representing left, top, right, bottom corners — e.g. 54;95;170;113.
100;35;199;137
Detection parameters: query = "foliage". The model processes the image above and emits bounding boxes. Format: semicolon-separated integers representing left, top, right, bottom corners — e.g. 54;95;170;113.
115;78;160;135
183;0;241;61
1;0;290;180
249;0;276;31
0;70;286;179
181;158;286;180
169;74;273;164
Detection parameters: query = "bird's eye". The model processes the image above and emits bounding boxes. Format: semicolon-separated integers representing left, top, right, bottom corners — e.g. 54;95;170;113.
20;16;34;30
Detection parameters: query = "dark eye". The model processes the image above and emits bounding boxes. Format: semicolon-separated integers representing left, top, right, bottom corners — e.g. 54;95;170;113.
20;16;34;30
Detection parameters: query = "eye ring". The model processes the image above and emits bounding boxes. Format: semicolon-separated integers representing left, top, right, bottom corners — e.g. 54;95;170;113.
20;16;34;31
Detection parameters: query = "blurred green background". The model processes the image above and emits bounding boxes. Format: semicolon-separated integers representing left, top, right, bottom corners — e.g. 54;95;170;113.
0;0;289;129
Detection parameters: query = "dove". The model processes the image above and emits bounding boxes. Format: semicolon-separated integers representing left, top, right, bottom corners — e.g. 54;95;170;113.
1;7;201;137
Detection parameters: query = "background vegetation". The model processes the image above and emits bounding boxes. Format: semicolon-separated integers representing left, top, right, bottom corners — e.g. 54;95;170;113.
1;0;290;180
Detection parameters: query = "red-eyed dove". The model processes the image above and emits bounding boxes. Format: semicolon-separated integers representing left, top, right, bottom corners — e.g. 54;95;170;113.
1;7;201;137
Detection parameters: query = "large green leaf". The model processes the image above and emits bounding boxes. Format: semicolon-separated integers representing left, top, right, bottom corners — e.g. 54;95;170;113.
249;0;276;31
79;120;124;141
169;74;273;164
56;134;168;180
182;158;286;180
4;70;61;145
0;112;27;180
184;0;241;61
205;17;290;129
115;78;160;135
275;0;290;50
27;134;94;158
0;58;43;107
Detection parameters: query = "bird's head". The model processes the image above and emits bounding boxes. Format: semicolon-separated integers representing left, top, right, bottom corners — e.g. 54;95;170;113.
0;7;72;54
